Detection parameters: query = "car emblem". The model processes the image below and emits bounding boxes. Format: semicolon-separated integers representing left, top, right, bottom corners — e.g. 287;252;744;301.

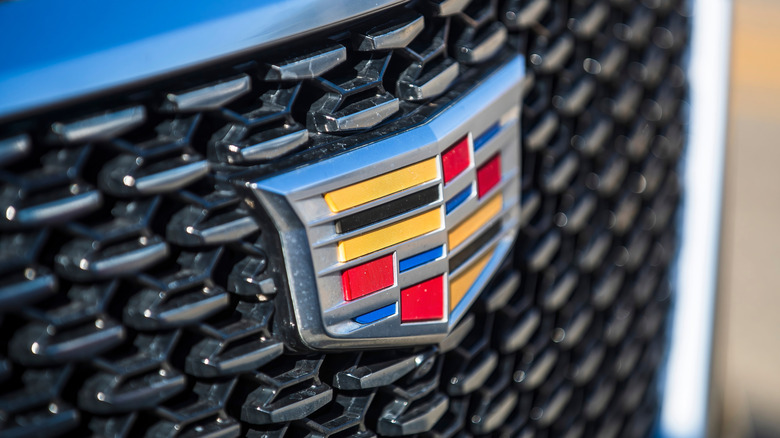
252;56;523;349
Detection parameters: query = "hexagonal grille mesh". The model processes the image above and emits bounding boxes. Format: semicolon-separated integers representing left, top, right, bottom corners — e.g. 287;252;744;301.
0;0;686;437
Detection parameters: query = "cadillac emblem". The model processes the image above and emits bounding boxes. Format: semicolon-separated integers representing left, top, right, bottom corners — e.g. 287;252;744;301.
252;56;523;349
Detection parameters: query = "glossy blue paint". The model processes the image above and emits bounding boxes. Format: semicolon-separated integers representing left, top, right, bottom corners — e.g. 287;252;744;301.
0;0;406;121
354;303;396;324
445;185;472;214
399;246;444;272
473;122;500;151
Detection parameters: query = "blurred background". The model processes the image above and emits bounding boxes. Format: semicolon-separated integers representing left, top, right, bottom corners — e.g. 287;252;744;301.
716;0;780;436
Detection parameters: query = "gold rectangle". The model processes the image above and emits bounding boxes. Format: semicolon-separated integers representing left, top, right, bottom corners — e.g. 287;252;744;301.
448;194;503;250
449;247;495;311
324;158;438;212
338;208;442;262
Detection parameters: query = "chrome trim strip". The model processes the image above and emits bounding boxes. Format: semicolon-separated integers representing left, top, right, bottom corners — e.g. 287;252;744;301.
658;1;732;437
0;0;407;121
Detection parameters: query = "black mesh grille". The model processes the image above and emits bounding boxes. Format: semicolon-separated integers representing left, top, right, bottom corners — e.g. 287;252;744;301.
0;0;687;437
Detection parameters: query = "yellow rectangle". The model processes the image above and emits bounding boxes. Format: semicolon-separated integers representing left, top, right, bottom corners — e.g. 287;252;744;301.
448;194;503;250
324;158;438;212
450;247;495;311
338;209;442;262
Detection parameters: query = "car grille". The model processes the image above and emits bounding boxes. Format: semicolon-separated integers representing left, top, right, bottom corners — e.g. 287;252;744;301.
0;0;687;437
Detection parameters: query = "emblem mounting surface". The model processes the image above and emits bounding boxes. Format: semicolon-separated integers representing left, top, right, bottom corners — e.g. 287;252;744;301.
252;56;524;350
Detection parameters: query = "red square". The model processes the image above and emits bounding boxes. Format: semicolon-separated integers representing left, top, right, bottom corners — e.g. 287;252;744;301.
477;154;501;198
441;136;470;184
401;276;444;322
342;254;395;301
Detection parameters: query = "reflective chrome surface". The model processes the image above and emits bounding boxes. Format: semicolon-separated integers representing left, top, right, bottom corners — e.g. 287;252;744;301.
659;0;732;437
251;56;523;350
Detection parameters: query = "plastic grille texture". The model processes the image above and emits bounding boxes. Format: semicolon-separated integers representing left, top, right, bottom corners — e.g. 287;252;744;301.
0;0;687;437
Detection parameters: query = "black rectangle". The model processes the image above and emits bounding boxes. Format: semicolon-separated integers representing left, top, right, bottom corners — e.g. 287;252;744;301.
336;186;440;234
449;221;502;272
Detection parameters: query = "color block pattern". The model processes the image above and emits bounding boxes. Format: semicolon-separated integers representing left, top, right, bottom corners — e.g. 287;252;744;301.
448;194;503;250
441;136;470;184
446;185;473;214
337;209;442;262
342;254;394;301
292;108;520;335
324;158;437;212
401;276;444;322
399;246;444;272
355;304;397;324
450;247;495;311
477;154;501;198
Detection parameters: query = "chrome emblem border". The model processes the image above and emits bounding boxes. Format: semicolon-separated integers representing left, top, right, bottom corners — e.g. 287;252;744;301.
251;56;523;350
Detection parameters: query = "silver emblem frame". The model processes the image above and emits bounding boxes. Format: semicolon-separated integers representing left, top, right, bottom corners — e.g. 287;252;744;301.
251;56;524;350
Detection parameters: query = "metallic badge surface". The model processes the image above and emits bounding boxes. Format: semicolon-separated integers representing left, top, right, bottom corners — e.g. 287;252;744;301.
252;56;524;350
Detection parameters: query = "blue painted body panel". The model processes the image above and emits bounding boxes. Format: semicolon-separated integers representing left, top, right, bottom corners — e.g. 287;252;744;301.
0;0;405;121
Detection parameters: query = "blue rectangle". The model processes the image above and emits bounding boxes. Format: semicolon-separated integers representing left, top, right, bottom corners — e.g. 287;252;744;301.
354;303;396;324
445;185;472;214
473;122;501;151
399;246;444;273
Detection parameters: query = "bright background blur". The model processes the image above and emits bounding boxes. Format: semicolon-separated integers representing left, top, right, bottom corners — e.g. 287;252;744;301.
716;0;780;436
